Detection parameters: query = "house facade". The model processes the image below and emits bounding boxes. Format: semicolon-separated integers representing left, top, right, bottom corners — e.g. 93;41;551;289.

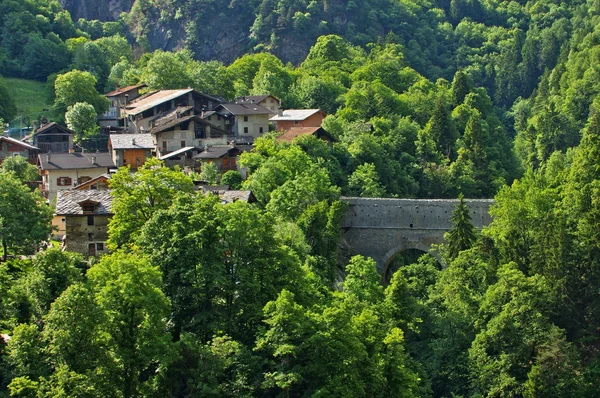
270;109;327;132
109;133;154;169
38;152;115;203
211;103;271;139
24;123;74;153
193;144;252;174
55;190;112;256
123;89;223;134
0;136;40;164
149;109;228;158
100;84;146;128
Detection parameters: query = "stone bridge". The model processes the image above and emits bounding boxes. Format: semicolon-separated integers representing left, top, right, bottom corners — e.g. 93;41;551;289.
340;197;494;277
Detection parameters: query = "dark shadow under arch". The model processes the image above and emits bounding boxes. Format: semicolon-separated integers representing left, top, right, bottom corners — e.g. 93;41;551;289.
382;247;442;284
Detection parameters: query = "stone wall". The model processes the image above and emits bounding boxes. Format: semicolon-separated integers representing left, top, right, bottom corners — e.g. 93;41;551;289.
340;197;494;274
65;215;111;256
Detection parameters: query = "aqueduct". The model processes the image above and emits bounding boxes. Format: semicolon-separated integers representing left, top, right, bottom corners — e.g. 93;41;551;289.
340;197;494;275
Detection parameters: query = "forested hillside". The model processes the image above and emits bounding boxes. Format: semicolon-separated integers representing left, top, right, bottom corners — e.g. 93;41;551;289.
3;0;600;396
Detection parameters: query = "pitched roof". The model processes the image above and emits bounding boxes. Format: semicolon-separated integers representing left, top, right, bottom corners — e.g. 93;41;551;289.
39;152;115;170
217;103;272;116
235;95;279;104
149;114;227;136
200;186;256;203
151;106;194;127
270;109;323;121
109;134;154;150
0;135;39;151
125;89;222;116
104;84;147;97
125;89;194;115
72;174;111;190
276;126;334;143
31;122;75;136
56;190;113;215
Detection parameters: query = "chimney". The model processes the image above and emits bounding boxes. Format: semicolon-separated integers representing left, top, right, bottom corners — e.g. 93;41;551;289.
91;156;97;164
277;109;283;116
68;146;75;153
131;137;136;146
230;140;236;148
46;153;51;163
124;93;129;105
204;144;209;152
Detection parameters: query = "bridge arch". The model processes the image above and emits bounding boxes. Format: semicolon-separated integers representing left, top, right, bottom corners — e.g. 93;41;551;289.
340;197;493;275
381;244;443;283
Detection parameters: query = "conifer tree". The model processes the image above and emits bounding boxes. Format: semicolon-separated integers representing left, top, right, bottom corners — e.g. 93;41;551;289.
451;70;472;106
446;194;477;260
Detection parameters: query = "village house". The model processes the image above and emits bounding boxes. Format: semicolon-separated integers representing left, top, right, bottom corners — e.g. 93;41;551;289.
200;185;257;204
276;126;335;144
38;152;115;203
23;122;74;153
99;84;147;129
52;174;111;237
55;190;112;257
109;133;154;169
149;107;229;159
210;103;271;140
193;143;252;175
123;88;223;134
0;136;40;164
234;95;281;116
270;109;327;132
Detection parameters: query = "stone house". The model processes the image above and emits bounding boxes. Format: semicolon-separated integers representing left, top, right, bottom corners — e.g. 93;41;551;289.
38;152;115;203
100;84;146;129
123;88;223;134
109;133;154;169
23;122;74;153
0;136;40;164
149;108;228;158
55;190;112;256
193;144;253;175
270;109;327;132
234;95;281;116
210;103;271;140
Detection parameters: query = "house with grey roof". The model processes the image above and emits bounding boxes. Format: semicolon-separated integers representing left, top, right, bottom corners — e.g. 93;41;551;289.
100;84;147;129
108;133;154;169
211;103;272;139
193;143;253;175
23;122;74;153
38;152;115;203
235;94;281;116
55;190;113;256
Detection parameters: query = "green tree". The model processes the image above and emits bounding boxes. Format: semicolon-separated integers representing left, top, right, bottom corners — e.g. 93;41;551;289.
0;155;38;183
347;163;387;197
87;252;173;398
107;158;194;249
64;102;98;142
220;170;243;189
54;70;109;117
141;50;192;90
445;194;477;260
200;161;219;185
0;173;53;261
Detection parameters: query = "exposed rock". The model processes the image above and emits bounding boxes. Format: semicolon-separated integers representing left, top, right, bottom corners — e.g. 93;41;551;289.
59;0;135;21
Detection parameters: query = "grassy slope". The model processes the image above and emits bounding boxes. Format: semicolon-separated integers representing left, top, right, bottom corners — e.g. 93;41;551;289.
4;78;52;124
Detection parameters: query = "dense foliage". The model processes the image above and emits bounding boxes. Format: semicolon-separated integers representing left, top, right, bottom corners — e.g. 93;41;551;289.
3;0;600;396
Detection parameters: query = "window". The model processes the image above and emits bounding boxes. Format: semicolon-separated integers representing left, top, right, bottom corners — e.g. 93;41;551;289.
243;116;249;122
81;202;96;213
259;127;264;134
88;243;96;257
97;242;104;251
181;141;186;148
57;177;72;186
243;127;249;134
162;141;167;151
87;215;94;226
294;121;299;125
195;126;206;139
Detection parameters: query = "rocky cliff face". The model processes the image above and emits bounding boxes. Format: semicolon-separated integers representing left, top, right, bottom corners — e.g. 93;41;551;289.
59;0;134;21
